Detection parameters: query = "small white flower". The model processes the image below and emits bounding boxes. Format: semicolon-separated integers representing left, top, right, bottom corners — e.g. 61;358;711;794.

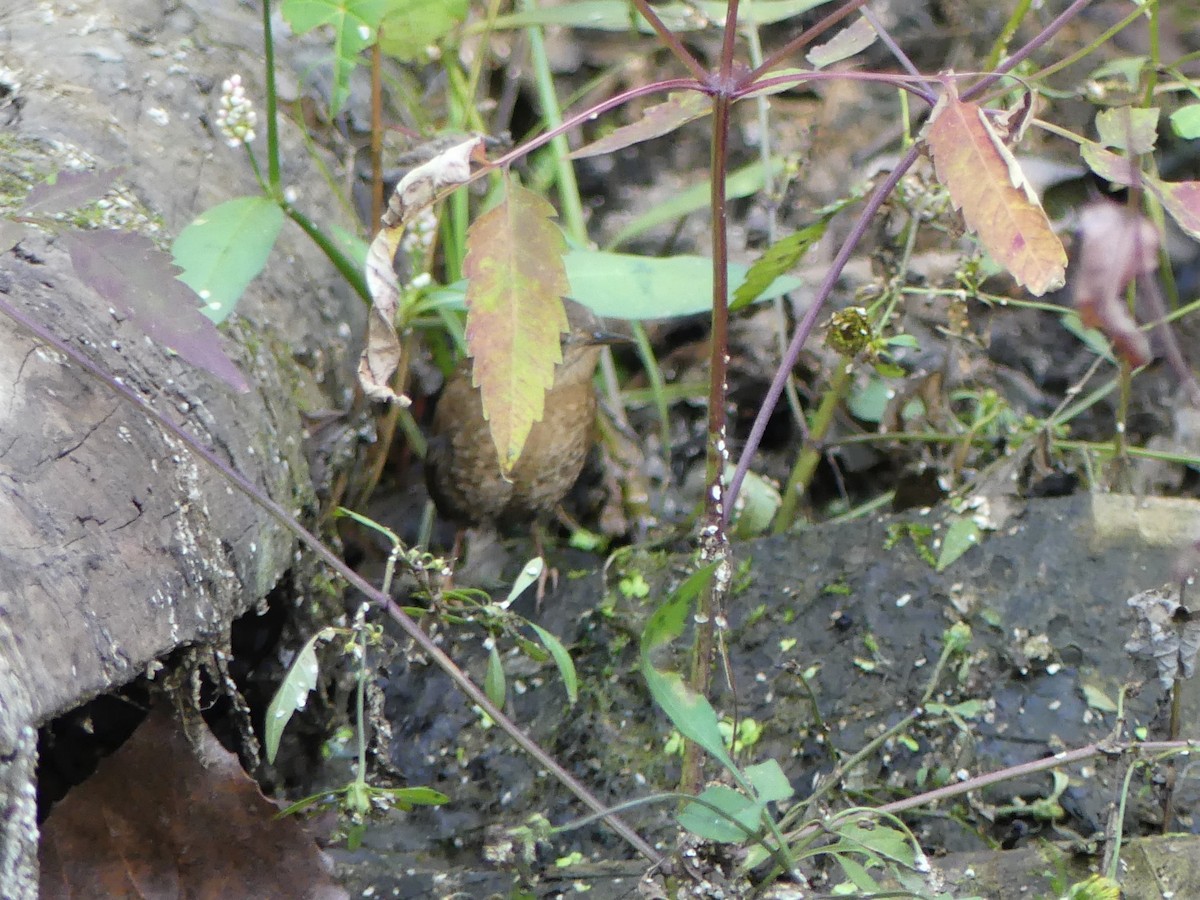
216;73;257;148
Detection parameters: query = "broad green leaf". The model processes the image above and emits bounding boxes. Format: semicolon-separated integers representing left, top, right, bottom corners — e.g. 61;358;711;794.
173;196;284;323
378;0;467;61
607;158;785;249
836;822;918;868
642;665;737;773
745;759;793;803
464;181;570;474
836;854;882;893
530;623;579;706
936;516;981;571
1095;106;1158;155
485;644;506;709
726;464;781;538
265;630;327;764
731;220;827;311
677;785;761;842
281;0;389;114
1170;104;1200;140
565;249;802;320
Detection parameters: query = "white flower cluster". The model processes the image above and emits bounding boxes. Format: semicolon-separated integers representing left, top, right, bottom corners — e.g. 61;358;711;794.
216;74;257;148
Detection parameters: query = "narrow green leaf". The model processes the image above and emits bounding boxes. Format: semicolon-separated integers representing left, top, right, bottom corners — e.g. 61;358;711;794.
641;563;716;652
731;220;828;311
530;623;579;706
505;557;545;608
485;644;506;709
377;786;450;808
936;516;982;571
607;158;785;249
265;630;327;764
173;196;284;323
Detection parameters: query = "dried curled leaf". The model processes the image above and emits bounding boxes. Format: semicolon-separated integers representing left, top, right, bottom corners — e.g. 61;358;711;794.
1125;583;1200;689
1072;200;1158;367
923;80;1067;296
358;136;485;404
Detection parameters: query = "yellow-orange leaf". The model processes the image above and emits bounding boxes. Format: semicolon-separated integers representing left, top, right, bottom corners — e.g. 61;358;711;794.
924;86;1066;296
464;180;570;475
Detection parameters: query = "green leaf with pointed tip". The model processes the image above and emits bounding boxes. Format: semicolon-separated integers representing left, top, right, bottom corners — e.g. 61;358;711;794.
937;516;982;571
265;630;328;764
281;0;389;114
173;196;284;323
530;623;578;706
485;644;506;710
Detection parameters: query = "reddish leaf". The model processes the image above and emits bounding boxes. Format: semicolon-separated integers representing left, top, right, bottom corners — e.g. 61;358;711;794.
62;229;249;392
923;82;1067;296
23;167;125;215
358;136;485;404
41;706;347;899
1149;178;1200;242
463;179;570;474
1079;141;1141;186
1072;200;1157;367
569;92;712;159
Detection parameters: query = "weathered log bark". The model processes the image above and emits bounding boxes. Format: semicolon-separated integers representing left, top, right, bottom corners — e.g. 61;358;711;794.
0;2;365;892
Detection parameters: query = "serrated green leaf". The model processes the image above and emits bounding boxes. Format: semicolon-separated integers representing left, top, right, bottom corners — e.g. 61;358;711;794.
731;220;827;311
936;516;981;571
281;0;389;114
173;196;284;323
1095;106;1158;154
530;623;578;706
378;0;467;61
485;644;506;709
265;631;327;764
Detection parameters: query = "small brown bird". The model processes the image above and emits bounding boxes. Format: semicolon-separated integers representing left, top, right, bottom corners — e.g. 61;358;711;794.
425;303;621;540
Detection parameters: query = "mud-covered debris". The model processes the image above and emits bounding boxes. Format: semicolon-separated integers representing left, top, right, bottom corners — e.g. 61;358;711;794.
1124;584;1200;688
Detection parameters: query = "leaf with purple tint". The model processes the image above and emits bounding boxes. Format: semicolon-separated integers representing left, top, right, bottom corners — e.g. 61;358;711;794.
62;229;250;392
24;167;126;215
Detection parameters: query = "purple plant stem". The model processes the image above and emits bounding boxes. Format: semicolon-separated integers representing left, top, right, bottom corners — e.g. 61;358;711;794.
726;142;922;524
